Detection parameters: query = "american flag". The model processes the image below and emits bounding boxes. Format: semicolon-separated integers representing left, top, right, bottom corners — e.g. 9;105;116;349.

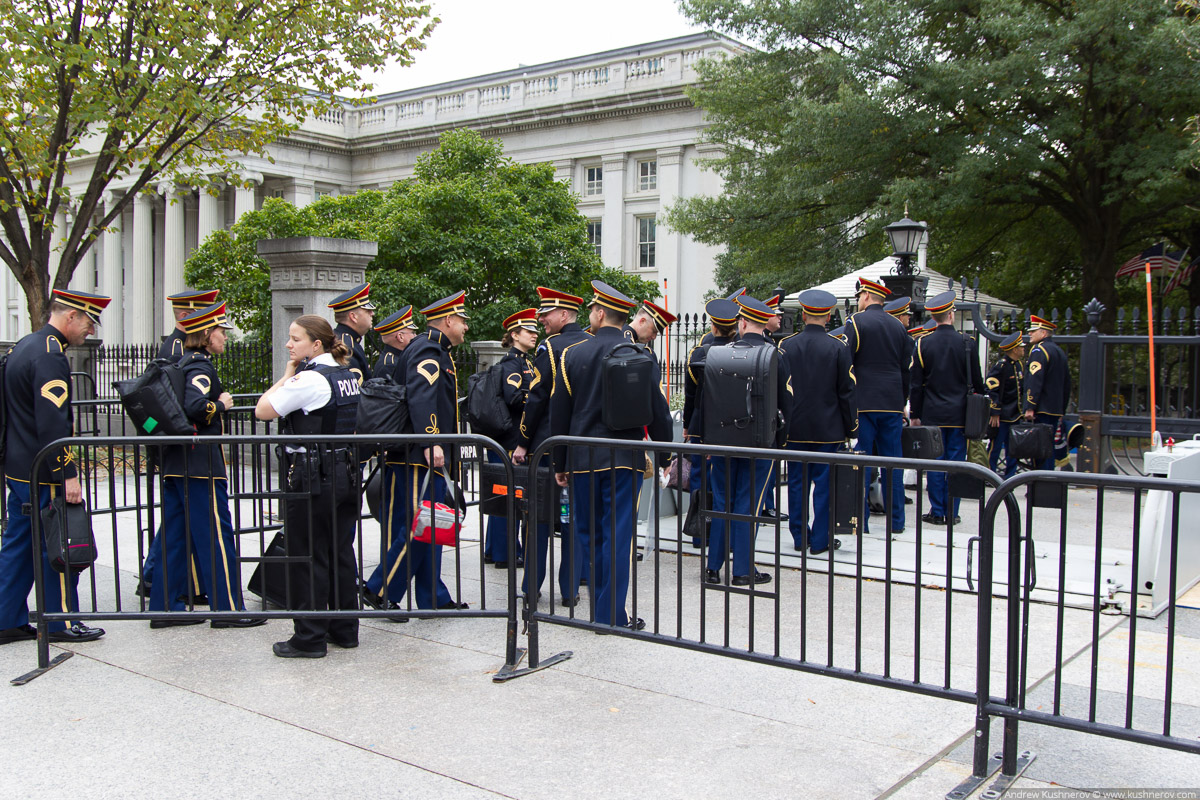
1115;243;1186;279
1165;254;1198;294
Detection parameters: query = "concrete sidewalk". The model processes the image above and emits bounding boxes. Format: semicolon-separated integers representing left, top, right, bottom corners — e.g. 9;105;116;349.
3;540;1197;800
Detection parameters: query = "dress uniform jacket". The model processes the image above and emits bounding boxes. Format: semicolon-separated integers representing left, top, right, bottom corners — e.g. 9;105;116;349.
550;326;673;473
495;346;532;452
2;324;77;485
682;334;734;439
517;321;589;455
161;348;227;480
909;325;985;427
157;328;186;361
402;327;459;463
843;305;912;413
334;322;372;385
986;355;1024;422
372;344;402;378
1024;339;1071;417
780;324;857;443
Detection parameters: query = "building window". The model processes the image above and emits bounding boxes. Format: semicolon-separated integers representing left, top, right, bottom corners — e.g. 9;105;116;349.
586;220;602;257
637;159;657;191
637;216;656;269
584;166;603;196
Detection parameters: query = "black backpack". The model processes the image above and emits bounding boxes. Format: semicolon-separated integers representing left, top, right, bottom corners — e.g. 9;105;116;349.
355;375;409;435
702;340;784;448
42;497;97;573
466;363;513;437
113;358;192;435
602;341;656;431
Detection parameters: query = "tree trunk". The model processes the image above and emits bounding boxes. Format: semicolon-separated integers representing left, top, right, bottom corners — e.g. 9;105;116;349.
20;254;52;330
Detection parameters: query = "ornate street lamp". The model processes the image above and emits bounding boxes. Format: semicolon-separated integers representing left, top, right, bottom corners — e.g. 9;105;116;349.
881;214;930;320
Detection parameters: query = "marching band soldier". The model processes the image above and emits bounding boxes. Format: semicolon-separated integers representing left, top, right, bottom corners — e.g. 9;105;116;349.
702;295;791;586
1023;315;1071;471
759;293;786;520
512;287;589;599
884;296;912;330
700;287;746;346
987;332;1025;478
361;291;470;612
682;298;740;548
482;309;537;568
843;278;911;534
780;290;856;555
328;282;375;385
371;305;419;376
625;299;677;345
159;289;220;361
909;291;985;526
0;289;111;645
151;302;264;628
550;280;672;628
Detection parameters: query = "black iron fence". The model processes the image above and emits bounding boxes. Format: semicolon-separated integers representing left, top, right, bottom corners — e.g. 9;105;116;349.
87;341;273;398
16;419;1199;792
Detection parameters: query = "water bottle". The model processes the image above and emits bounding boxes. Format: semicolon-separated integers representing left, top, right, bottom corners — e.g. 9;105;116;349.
559;487;570;529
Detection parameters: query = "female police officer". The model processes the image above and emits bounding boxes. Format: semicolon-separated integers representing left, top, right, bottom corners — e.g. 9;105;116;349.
150;302;265;629
482;308;537;567
256;315;361;658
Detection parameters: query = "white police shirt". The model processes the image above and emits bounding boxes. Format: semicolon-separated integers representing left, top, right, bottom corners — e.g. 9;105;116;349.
267;353;338;417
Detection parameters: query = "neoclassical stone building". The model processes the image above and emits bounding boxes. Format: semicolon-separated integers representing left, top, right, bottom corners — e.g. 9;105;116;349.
1;32;744;343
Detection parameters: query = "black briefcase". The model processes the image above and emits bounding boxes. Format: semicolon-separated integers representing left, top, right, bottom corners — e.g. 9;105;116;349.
964;394;991;440
831;462;865;534
478;461;557;524
41;497;97;573
1009;423;1052;461
248;531;290;608
902;426;944;460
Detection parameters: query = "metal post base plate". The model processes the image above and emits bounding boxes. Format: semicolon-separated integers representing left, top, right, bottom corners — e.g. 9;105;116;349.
980;752;1035;799
11;651;73;686
947;754;1002;800
492;648;573;683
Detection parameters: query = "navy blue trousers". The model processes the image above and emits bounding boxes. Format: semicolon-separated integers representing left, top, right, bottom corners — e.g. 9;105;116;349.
786;442;838;552
151;477;245;612
989;422;1019;479
926;427;967;519
363;463;453;608
706;456;774;576
1034;414;1059;471
857;412;905;532
483;449;522;564
570;469;641;626
0;481;79;633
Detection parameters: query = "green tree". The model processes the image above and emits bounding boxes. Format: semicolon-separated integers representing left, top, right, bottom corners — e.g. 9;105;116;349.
671;0;1200;322
0;0;436;327
185;129;658;342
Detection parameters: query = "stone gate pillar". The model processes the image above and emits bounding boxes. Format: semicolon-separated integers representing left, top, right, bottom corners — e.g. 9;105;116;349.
257;237;378;381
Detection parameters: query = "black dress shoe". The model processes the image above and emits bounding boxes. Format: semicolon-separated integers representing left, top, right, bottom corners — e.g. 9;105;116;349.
559;595;580;608
761;509;789;521
49;623;106;642
134;580;150;598
150;618;205;629
325;635;359;648
210;618;267;629
595;617;646;635
905;496;914;505
361;586;384;610
0;624;37;645
483;556;496;565
437;600;469;610
731;571;771;586
704;569;721;584
273;641;325;658
579;577;589;586
810;538;842;556
921;513;947;525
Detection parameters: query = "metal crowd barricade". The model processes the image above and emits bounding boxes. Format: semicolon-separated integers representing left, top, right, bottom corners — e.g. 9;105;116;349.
518;436;1006;706
19;432;523;682
966;470;1200;798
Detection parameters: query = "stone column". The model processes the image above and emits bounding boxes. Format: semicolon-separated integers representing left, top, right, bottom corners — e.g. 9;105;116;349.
198;182;222;243
101;191;124;343
289;179;316;209
234;172;262;221
600;153;626;268
258;237;378;380
656;146;684;309
471;340;507;373
160;182;186;319
130;192;155;343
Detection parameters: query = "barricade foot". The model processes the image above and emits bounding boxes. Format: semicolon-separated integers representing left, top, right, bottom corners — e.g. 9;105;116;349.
945;753;1001;800
980;752;1034;800
10;651;73;686
492;648;573;683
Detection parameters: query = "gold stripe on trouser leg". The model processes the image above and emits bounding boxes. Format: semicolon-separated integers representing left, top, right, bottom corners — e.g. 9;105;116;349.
385;472;396;550
210;479;237;611
383;467;418;588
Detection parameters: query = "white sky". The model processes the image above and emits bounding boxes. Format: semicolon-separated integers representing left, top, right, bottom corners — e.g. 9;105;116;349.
363;0;707;95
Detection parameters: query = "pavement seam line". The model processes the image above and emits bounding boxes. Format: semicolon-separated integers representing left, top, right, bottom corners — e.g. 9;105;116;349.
49;645;521;799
